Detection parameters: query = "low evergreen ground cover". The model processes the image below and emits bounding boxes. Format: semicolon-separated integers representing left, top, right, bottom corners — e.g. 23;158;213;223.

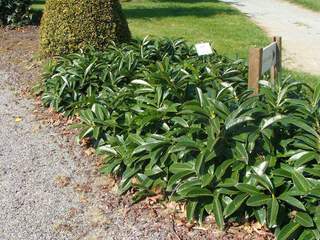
42;38;320;240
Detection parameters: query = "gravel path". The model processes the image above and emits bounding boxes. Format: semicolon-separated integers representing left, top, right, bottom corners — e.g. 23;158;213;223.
0;79;171;240
0;76;79;240
0;27;273;240
221;0;320;75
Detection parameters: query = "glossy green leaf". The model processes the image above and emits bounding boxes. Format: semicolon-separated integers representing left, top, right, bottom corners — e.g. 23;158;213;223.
185;187;213;198
186;201;197;222
292;170;311;193
254;208;267;225
298;230;316;240
267;197;279;228
236;183;261;195
260;114;286;130
171;117;189;128
215;159;233;180
97;145;117;155
296;212;314;228
195;153;205;175
223;193;248;217
167;170;194;190
254;174;274;193
278;194;306;211
169;162;194;174
289;151;317;168
246;194;271;206
211;194;224;230
277;222;301;240
225;116;254;131
284;118;319;138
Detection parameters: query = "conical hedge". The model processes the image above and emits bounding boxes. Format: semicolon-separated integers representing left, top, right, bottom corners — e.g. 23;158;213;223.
40;0;131;57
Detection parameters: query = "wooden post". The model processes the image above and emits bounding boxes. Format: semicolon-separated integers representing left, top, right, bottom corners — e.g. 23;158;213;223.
248;48;263;95
270;36;282;81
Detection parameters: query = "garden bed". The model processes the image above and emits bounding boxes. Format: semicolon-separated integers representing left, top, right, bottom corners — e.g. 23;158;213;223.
42;37;320;240
0;26;276;239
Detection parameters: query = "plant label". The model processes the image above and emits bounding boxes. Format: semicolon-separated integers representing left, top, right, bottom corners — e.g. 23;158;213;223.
195;43;213;56
261;42;277;74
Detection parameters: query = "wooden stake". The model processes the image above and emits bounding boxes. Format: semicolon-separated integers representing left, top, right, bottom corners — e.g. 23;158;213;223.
248;48;263;95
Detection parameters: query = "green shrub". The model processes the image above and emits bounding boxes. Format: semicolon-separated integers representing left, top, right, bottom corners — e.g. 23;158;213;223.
40;0;131;57
0;0;31;25
42;38;320;239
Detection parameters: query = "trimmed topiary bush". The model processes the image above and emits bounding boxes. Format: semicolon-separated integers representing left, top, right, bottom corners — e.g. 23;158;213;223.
0;0;31;26
40;0;131;57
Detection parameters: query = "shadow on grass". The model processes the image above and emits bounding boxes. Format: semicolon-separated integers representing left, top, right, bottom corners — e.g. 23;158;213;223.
29;0;235;24
30;9;43;25
32;0;46;3
124;6;238;19
152;0;219;3
30;0;45;25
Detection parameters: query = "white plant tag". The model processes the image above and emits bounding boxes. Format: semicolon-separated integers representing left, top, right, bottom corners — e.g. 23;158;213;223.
195;43;213;56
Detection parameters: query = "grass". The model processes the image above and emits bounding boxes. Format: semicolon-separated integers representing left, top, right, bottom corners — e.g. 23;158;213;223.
30;0;45;23
284;69;320;88
288;0;320;11
31;0;45;10
122;0;269;58
31;0;320;83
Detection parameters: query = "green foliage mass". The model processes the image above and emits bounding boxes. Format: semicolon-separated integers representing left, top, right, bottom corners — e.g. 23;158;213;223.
40;0;131;57
0;0;31;25
42;38;320;239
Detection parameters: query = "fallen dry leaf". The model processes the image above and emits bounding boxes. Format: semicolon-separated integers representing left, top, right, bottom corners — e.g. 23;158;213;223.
74;183;92;193
67;207;79;219
55;176;71;188
53;223;73;232
15;117;22;123
84;147;95;156
79;193;89;204
86;207;111;227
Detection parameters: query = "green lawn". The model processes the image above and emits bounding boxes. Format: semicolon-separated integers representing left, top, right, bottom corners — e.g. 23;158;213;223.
31;0;45;10
283;69;320;88
31;0;319;84
122;0;269;58
288;0;320;11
